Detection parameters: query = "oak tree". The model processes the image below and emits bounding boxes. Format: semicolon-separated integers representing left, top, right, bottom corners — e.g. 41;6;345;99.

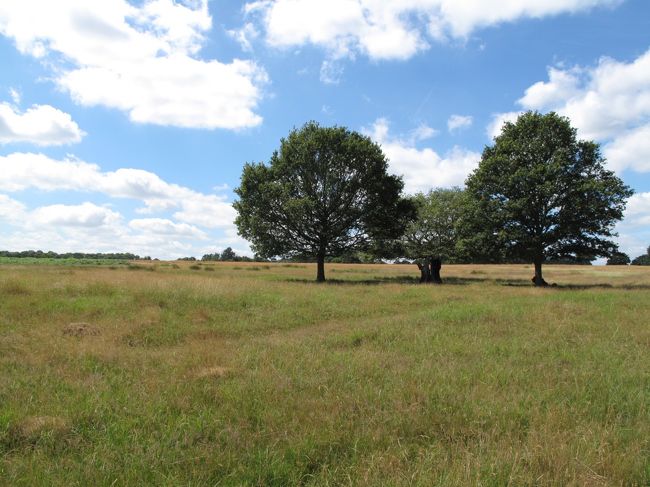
234;122;413;281
465;111;632;286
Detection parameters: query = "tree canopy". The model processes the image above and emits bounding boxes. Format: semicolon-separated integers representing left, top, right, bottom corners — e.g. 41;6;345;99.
234;121;414;281
402;188;466;283
631;246;650;265
606;251;631;265
465;111;632;286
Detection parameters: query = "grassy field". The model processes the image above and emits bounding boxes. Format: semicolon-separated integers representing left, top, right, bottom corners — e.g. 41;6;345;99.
0;257;132;266
0;261;648;485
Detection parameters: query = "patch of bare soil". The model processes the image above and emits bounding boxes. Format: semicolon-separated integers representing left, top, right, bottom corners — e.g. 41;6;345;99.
63;322;100;337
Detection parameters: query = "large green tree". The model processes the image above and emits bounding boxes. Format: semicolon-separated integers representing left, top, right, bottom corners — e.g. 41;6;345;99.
402;188;466;283
465;111;632;286
234;122;414;281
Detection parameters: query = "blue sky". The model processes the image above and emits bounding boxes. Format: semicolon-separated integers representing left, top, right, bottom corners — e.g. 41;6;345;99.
1;0;649;259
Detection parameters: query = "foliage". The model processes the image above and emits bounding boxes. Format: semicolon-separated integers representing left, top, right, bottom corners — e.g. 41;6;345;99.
234;121;414;281
0;256;130;266
631;246;650;265
0;250;141;260
464;111;632;284
400;187;467;283
402;187;466;261
220;247;237;261
202;247;264;262
607;251;631;265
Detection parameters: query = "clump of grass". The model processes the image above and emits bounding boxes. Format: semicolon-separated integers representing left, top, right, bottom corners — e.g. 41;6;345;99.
62;323;100;338
189;264;201;270
127;264;154;272
0;279;31;295
204;267;215;272
3;416;71;450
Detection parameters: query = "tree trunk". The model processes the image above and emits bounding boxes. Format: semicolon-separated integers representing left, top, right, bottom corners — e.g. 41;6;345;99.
417;261;430;283
316;254;326;282
431;258;442;284
532;259;548;287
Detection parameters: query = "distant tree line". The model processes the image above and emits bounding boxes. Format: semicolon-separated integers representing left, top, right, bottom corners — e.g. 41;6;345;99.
608;247;650;265
0;250;146;260
200;247;265;262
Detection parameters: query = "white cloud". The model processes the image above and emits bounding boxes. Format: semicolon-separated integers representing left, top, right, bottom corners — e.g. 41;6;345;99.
245;0;619;62
0;0;267;129
517;50;650;141
604;125;650;173
447;114;473;133
0;152;237;228
320;59;344;85
0;102;85;146
615;192;650;258
129;218;207;239
0;193;27;223
227;22;260;52
491;48;650;174
364;118;480;193
9;88;20;105
486;111;521;140
412;123;439;142
518;67;582;110
31;202;121;227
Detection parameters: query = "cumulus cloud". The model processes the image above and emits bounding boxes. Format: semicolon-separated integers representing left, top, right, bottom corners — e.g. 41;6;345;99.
31;202;121;227
0;102;85;146
489;48;650;174
447;114;473;133
604;125;650;173
244;0;619;61
0;193;27;223
0;0;267;129
364;118;480;193
128;218;207;238
517;50;650;141
615;192;650;258
0;152;237;228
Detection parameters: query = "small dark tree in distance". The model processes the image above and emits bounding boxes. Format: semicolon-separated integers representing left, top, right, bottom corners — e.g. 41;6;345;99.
220;247;237;261
234;121;414;282
465;111;632;286
402;188;466;283
607;252;631;265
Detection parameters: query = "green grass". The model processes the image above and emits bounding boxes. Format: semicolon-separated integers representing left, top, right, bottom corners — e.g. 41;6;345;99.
0;256;132;266
0;262;649;485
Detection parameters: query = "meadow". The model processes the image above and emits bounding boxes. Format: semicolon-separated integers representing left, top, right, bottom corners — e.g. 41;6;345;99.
0;261;648;485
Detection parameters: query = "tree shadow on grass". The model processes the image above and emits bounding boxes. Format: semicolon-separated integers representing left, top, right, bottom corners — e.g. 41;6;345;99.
497;279;650;291
285;275;490;286
286;275;650;290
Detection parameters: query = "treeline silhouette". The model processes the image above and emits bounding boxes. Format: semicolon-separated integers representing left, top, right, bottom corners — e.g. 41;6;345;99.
0;250;145;260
